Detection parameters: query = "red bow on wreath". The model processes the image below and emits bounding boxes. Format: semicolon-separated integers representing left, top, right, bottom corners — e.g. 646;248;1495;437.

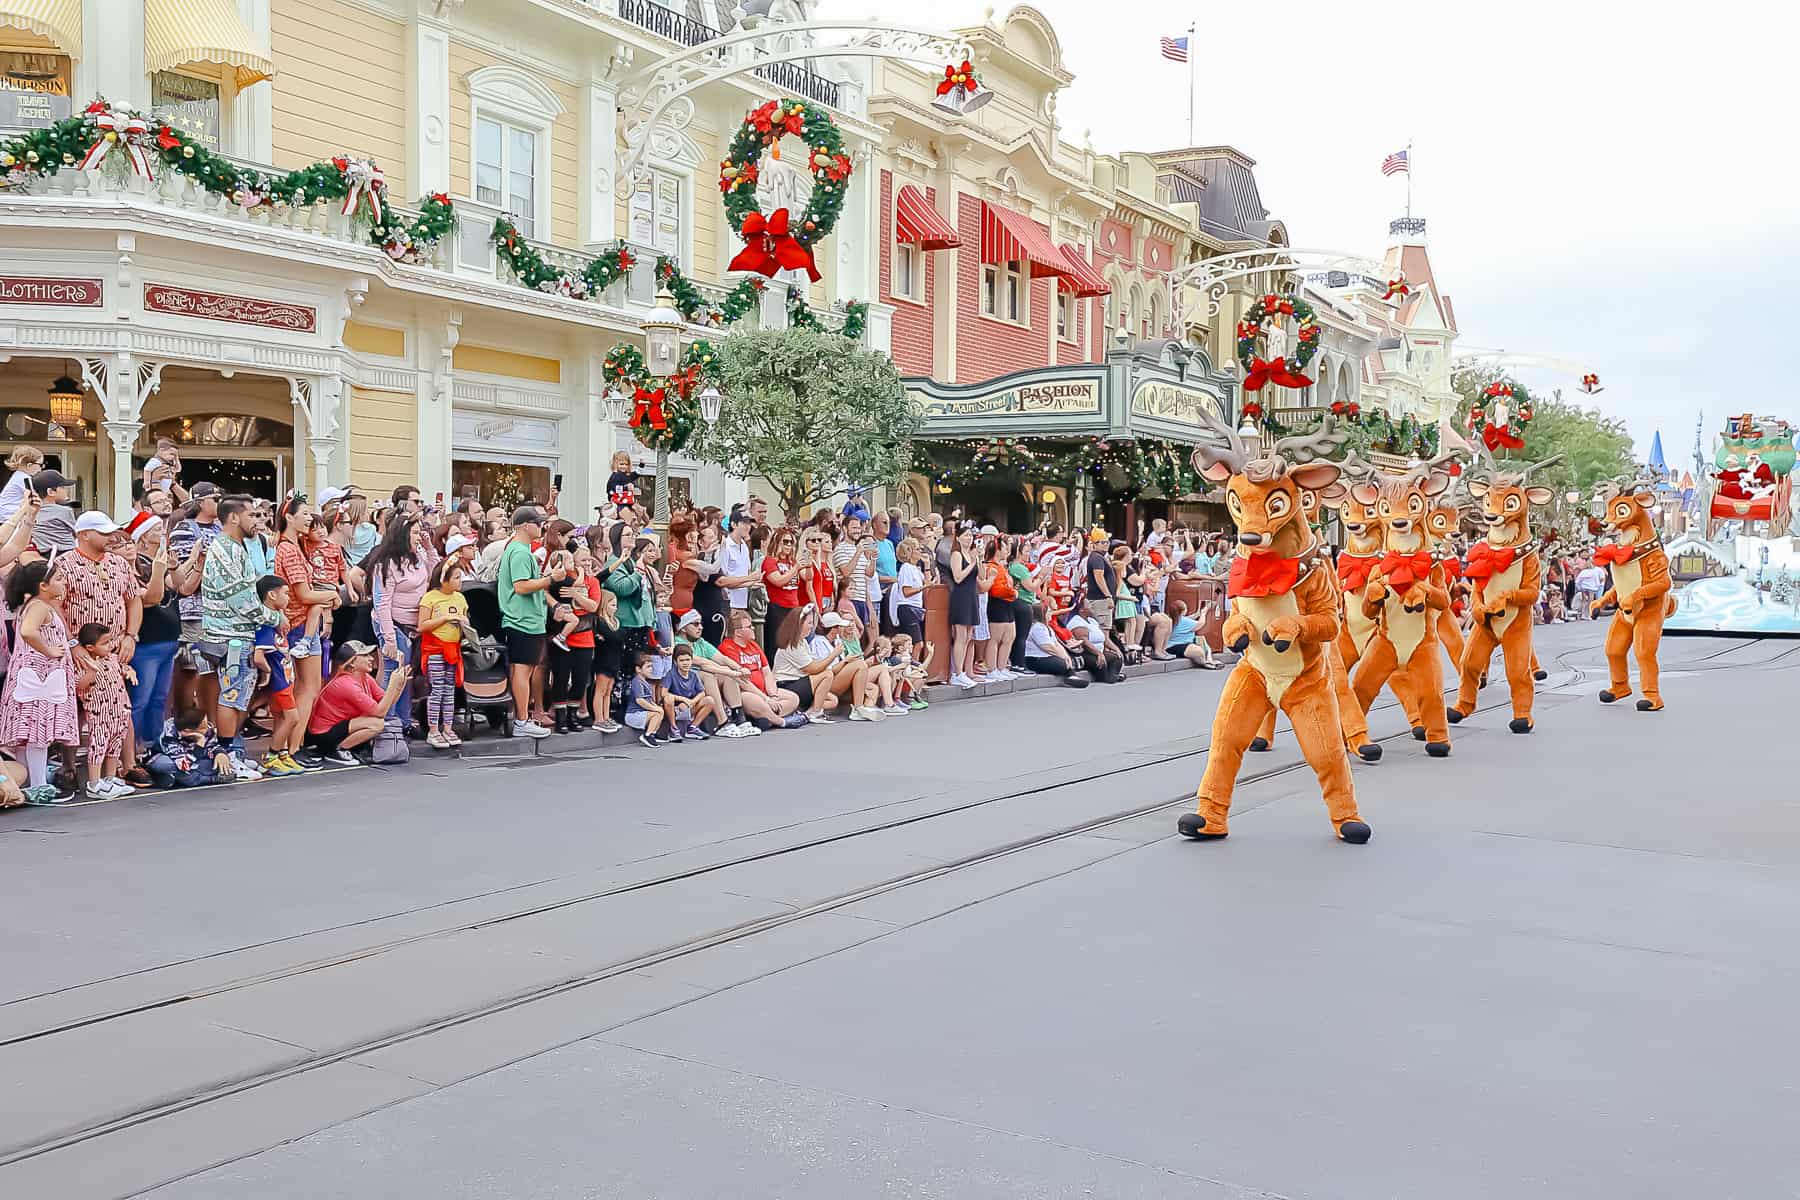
938;60;979;95
727;208;822;282
631;387;667;431
1329;400;1361;420
1383;277;1410;300
1482;424;1525;452
1242;356;1314;391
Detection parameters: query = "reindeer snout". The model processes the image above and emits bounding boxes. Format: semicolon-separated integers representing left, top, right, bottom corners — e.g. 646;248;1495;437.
1484;512;1504;525
1237;531;1268;547
1390;519;1413;533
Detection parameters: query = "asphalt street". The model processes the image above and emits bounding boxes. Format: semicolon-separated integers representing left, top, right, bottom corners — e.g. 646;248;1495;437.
3;619;1796;1198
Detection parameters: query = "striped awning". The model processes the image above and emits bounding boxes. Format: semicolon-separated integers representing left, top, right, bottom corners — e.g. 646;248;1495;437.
0;0;81;58
1056;245;1110;297
145;0;275;89
894;184;959;251
979;200;1071;280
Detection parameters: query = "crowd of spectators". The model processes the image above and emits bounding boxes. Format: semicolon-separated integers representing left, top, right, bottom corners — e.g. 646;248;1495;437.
0;439;1229;807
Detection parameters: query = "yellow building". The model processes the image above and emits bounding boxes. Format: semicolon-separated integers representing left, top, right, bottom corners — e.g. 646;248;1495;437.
0;0;886;515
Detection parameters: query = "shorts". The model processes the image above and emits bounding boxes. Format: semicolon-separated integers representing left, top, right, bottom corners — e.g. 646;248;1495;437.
199;641;257;711
179;618;204;646
268;685;297;713
623;708;651;731
779;677;815;709
306;719;354;753
1086;598;1116;628
851;599;873;627
286;627;322;659
505;628;547;667
986;594;1015;624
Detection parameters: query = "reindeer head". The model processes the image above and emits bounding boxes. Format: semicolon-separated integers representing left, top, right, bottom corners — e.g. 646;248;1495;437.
1319;452;1383;555
1592;472;1660;545
1191;414;1347;558
1465;448;1562;548
1355;451;1459;555
1425;481;1471;551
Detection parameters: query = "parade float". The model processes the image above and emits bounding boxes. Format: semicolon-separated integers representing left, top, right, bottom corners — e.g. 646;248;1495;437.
1665;413;1800;636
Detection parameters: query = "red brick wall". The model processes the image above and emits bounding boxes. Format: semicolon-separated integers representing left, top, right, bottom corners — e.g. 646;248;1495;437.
880;170;936;377
954;193;1052;383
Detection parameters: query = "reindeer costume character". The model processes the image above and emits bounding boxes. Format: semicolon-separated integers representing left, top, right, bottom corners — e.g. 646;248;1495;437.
1590;473;1676;711
1179;417;1370;844
1449;451;1562;733
1348;451;1462;757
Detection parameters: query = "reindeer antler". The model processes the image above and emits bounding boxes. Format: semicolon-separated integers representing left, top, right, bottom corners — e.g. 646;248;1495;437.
1517;454;1564;482
1189;406;1247;478
1435;417;1476;463
1272;414;1349;464
1337;450;1377;481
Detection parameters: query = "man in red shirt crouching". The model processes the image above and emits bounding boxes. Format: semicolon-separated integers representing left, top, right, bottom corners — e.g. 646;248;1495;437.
305;641;412;766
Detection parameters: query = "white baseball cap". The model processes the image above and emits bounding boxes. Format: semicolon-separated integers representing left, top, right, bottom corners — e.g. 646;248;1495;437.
819;611;848;629
445;533;476;555
74;511;120;535
318;485;348;506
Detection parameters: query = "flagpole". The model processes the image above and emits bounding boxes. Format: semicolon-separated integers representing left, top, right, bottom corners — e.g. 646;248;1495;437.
1406;137;1414;220
1186;23;1196;146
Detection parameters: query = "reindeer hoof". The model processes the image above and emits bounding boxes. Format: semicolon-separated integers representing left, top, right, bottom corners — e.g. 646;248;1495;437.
1533;668;1549;681
1228;635;1250;653
1599;690;1621;704
1411;725;1427;741
1636;699;1661;712
1177;813;1226;840
1446;708;1466;724
1508;717;1534;734
1357;744;1382;763
1478;673;1489;689
1247;737;1271;753
1337;820;1372;845
1426;741;1452;758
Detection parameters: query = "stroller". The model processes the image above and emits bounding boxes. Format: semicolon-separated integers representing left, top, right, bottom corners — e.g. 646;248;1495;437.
458;581;516;734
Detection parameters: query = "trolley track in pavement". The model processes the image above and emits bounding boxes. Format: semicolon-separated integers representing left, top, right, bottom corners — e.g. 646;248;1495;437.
1;635;1786;1172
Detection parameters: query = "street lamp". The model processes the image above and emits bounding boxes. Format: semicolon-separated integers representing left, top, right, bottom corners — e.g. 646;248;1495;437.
698;384;723;423
642;286;684;376
1238;411;1265;459
605;384;630;424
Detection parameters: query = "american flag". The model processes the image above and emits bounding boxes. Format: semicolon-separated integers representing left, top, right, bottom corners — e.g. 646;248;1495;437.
1160;36;1188;62
1381;149;1410;176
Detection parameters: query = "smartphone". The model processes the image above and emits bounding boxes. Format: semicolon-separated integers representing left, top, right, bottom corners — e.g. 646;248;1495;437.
21;474;34;497
553;473;564;492
434;492;444;509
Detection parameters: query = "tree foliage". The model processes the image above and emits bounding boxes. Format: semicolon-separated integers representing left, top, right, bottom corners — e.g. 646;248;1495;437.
1450;365;1635;495
688;327;921;521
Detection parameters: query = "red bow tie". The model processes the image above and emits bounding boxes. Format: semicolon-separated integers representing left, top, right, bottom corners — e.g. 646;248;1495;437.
1592;543;1634;566
1337;553;1381;592
631;386;667;431
1241;356;1314;392
1228;552;1301;598
1378;550;1433;591
1463;542;1518;582
727;208;822;282
1436;555;1463;581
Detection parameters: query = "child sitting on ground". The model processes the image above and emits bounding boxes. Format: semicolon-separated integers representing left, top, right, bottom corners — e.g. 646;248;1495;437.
889;634;932;711
149;709;234;789
662;644;716;741
623;652;666;749
72;622;135;800
253;575;304;777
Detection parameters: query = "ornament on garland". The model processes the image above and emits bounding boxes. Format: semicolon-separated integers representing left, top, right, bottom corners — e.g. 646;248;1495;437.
1467;381;1533;451
719;98;850;282
1580;372;1604;395
1235;292;1320;391
1382;273;1410;300
600;339;720;455
492;216;635;300
786;286;869;341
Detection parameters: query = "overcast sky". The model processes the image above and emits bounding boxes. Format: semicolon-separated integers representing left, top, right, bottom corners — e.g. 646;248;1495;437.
820;0;1798;468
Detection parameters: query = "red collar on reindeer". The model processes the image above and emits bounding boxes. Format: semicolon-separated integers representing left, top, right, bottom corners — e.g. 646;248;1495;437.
726;208;822;282
1593;537;1660;567
1228;551;1302;598
1378;550;1433;590
1463;540;1538;582
1337;552;1382;591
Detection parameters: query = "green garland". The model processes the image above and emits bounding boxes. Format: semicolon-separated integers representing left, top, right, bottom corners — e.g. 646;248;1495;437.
718;98;850;250
915;436;1216;499
492;216;634;298
0;98;455;261
658;256;765;327
786;286;868;340
600;339;720;455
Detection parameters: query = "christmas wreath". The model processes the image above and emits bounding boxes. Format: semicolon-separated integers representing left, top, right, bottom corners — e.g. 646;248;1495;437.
718;98;851;282
1235;292;1320;391
600;339;720;455
0;99;455;261
1467;381;1533;451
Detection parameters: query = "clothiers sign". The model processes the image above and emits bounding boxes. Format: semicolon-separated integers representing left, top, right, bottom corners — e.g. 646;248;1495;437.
0;276;102;306
913;379;1101;418
1131;380;1224;428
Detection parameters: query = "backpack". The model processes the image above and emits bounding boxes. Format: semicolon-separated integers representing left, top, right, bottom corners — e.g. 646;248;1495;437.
371;702;410;764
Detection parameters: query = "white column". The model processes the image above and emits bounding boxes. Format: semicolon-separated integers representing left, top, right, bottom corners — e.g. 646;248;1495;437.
579;81;619;246
102;421;140;516
310;375;344;497
415;309;459;500
564;351;607;518
230;0;273;160
81;0;146;106
407;13;453;196
835;144;874;305
89;353;162;515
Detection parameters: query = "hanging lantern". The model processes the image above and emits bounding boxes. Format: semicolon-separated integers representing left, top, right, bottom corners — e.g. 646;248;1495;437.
47;375;85;427
641;286;684;377
604;385;630;423
697;384;723;424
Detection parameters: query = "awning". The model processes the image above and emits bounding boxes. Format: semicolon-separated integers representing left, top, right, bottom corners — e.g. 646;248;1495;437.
1056;245;1110;297
0;0;81;58
145;0;275;89
894;184;960;251
980;200;1072;280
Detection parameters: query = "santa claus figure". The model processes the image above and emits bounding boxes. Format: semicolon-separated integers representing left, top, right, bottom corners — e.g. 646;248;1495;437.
1746;452;1777;497
1716;454;1749;500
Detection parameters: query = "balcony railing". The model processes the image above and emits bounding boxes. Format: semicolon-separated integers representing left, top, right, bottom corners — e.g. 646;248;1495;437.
616;0;841;109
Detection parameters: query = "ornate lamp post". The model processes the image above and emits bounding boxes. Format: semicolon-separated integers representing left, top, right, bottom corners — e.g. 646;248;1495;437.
640;286;688;528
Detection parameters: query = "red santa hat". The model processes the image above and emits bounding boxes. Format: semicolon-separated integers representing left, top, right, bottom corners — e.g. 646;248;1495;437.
122;511;157;543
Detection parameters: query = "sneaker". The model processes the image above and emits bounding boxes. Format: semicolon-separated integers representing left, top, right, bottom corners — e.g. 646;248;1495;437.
684;727;711;741
512;719;553;739
847;705;872;722
85;781;117;801
325;749;361;767
882;704;908;716
22;784;65;806
229;752;264;780
953;673;978;689
262;753;296;777
291;751;325;772
739;721;763;736
714;722;748;738
596;720;622;734
550;633;570;651
781;712;810;729
908;697;929;711
426;731;450;750
277;753;308;774
805;711;834;724
637;731;658;749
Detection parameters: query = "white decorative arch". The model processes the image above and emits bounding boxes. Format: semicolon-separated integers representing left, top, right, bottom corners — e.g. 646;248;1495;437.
466;66;567;122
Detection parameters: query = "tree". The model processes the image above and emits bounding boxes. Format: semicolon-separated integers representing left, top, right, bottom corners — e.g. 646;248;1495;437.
1450;367;1635;496
688;327;921;522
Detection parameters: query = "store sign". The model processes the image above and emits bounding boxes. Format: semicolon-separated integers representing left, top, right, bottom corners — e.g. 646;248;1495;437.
0;276;102;306
143;284;317;332
452;410;559;454
0;52;72;129
1131;380;1224;428
913;379;1101;418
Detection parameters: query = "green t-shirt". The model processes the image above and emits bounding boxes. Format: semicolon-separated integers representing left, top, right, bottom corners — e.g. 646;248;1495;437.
676;633;720;661
1008;560;1037;603
497;540;547;633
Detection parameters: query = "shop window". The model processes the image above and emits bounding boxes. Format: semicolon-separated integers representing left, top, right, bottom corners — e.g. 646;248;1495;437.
0;51;73;128
152;72;221;152
633;471;690;517
452;459;552;511
893;242;921;302
627;167;682;258
147;414;290;447
476;116;540;237
1056;292;1073;341
982;259;1026;324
